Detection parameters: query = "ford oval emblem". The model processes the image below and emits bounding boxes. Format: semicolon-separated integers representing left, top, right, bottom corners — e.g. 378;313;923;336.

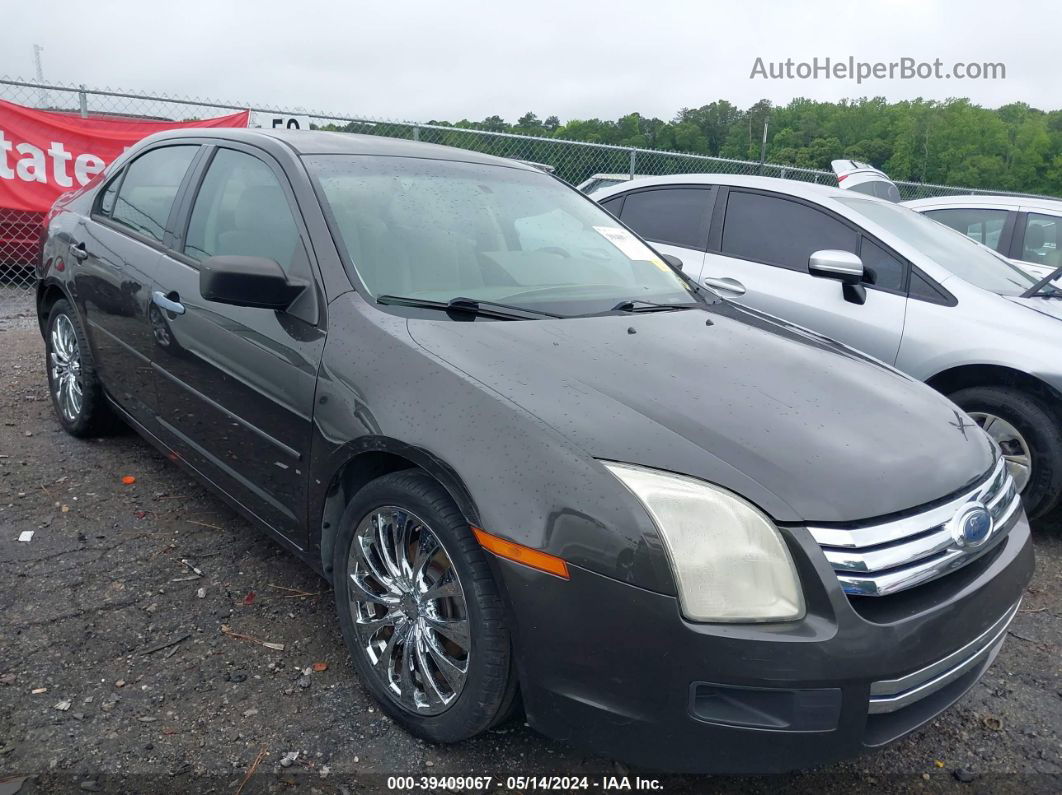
952;502;993;548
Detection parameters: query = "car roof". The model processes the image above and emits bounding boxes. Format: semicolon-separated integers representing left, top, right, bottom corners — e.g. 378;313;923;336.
591;172;882;204
139;127;539;170
904;194;1062;212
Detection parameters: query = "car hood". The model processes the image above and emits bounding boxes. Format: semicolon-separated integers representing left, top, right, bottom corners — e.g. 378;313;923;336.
1004;294;1062;321
407;304;995;523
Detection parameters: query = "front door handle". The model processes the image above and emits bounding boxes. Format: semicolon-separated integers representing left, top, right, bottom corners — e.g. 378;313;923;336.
152;290;185;316
703;276;747;296
70;241;88;261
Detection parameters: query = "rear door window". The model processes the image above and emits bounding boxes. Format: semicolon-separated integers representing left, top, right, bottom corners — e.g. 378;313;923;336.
721;191;858;271
617;187;714;250
922;208;1009;251
111;146;198;243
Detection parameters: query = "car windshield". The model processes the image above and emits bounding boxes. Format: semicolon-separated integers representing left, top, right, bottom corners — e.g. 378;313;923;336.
836;197;1038;296
307;155;698;317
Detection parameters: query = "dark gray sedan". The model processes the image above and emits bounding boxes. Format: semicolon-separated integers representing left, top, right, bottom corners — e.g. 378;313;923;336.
35;129;1032;773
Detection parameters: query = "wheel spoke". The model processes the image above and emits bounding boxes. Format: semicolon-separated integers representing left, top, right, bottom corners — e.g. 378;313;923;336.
372;623;403;672
393;511;415;580
411;531;441;584
354;532;402;595
423;630;467;691
375;512;404;581
60;376;73;418
413;628;449;706
424;614;470;649
355;606;403;635
69;378;83;415
397;627;419;709
420;573;460;603
53;324;69;360
348;571;399;608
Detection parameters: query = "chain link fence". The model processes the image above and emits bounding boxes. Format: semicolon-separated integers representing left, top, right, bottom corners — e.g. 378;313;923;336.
2;76;1056;290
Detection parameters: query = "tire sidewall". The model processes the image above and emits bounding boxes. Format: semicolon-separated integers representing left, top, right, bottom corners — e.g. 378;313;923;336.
333;471;512;743
951;386;1062;519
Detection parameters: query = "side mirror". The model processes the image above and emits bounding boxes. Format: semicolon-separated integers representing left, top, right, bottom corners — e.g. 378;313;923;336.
199;256;305;310
808;250;864;285
661;253;684;271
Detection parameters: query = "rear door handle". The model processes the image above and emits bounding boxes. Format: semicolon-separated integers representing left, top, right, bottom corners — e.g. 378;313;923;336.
152;291;185;316
703;276;747;296
70;241;88;261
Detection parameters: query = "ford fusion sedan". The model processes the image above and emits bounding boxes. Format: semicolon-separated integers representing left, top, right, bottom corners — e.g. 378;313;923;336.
37;131;1032;774
595;174;1062;519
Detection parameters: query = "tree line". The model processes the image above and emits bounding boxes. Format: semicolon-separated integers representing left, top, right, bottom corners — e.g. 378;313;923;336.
320;97;1062;195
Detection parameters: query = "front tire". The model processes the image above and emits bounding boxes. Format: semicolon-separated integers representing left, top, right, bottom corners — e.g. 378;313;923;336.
949;385;1062;520
44;299;121;438
333;470;517;743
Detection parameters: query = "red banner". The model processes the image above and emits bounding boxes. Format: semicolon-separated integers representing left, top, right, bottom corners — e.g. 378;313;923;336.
0;100;249;213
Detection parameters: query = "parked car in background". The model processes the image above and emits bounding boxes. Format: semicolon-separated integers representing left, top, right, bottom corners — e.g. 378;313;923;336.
904;195;1062;280
35;130;1032;774
576;172;649;195
594;174;1062;518
831;159;901;202
829;160;1061;281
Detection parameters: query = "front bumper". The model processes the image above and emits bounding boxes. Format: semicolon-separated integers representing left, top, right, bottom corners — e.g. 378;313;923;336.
496;512;1034;774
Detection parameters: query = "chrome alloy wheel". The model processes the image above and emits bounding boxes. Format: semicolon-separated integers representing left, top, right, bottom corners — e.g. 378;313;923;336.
50;314;84;423
347;507;471;715
969;412;1032;492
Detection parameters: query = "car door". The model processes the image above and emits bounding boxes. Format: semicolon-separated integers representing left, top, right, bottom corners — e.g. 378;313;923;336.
702;188;909;364
72;144;201;428
150;143;326;547
598;186;715;275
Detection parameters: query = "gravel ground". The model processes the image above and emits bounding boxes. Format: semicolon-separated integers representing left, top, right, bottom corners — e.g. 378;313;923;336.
1;286;1060;794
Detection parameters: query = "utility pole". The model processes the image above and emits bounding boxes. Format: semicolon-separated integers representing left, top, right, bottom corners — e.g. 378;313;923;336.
758;117;769;174
33;44;47;108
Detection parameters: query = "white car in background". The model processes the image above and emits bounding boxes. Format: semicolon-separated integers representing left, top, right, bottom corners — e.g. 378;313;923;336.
830;160;1062;281
904;195;1062;281
593;174;1062;518
831;159;901;202
577;173;651;196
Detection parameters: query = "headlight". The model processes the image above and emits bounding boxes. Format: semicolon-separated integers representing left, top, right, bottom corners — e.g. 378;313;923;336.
604;462;805;623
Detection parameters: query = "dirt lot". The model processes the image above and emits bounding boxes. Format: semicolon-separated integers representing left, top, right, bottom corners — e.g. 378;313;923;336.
1;286;1060;794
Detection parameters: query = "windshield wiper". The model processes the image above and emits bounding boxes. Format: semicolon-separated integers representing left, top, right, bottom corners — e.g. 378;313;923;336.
609;299;701;313
376;294;562;320
1022;266;1062;298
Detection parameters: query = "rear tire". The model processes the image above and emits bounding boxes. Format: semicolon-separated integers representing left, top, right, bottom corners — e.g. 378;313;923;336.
44;299;121;438
949;385;1062;520
333;470;517;743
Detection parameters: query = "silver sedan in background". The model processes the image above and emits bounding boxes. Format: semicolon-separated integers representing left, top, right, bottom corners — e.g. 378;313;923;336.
594;174;1062;518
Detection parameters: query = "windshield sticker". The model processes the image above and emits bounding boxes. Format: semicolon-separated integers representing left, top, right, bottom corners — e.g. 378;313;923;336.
593;226;669;271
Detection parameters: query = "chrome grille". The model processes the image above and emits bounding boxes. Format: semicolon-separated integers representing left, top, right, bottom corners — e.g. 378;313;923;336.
808;459;1021;597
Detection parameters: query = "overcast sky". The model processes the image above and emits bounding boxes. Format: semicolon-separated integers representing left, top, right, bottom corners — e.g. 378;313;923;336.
2;0;1057;123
